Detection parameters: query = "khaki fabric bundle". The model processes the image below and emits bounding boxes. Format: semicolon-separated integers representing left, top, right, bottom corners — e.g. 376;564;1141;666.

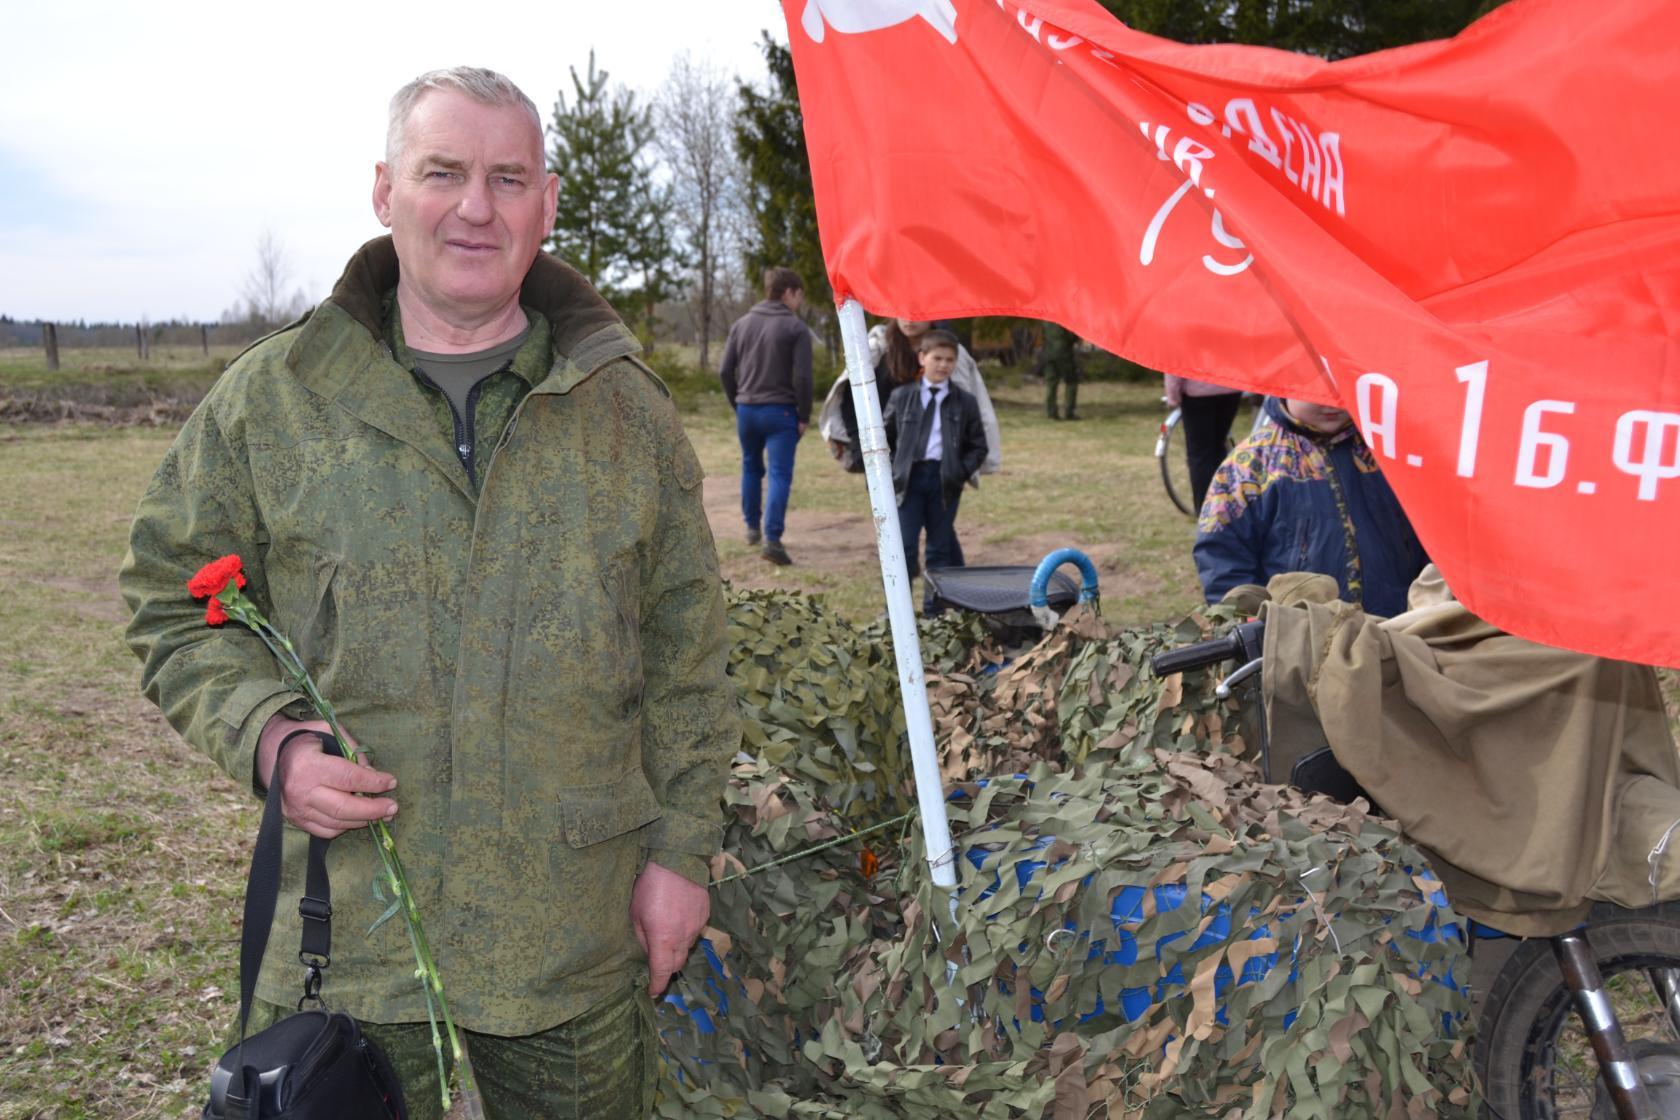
1260;566;1680;936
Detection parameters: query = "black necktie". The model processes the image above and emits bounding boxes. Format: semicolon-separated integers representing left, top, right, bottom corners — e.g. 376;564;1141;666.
918;388;943;458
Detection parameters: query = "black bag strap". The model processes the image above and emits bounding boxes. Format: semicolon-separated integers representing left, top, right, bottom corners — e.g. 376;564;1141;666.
235;729;337;1044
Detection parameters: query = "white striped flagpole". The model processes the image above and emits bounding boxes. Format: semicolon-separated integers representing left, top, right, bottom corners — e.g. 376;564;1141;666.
836;298;958;889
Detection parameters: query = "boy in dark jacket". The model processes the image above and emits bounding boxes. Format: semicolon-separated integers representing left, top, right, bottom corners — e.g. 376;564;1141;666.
1194;395;1427;617
883;329;988;614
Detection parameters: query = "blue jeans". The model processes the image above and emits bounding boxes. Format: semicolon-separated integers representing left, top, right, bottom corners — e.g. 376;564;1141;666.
899;461;963;612
736;403;801;543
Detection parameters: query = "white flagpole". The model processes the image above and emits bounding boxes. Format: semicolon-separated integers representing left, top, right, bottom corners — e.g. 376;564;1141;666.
836;298;958;889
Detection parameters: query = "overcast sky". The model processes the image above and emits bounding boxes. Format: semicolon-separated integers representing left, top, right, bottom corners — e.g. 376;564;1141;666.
0;1;789;323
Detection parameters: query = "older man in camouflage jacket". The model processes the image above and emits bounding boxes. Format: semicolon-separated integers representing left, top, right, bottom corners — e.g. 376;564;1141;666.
119;67;737;1119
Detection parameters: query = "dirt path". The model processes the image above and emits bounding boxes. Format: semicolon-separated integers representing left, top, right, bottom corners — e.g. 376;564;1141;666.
701;473;1157;608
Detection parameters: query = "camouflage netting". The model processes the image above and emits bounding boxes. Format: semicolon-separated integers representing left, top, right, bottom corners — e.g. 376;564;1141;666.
656;589;1475;1118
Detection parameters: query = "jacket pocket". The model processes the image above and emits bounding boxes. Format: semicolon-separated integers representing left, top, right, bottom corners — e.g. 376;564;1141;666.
288;553;340;676
598;555;645;722
558;770;663;848
543;772;664;981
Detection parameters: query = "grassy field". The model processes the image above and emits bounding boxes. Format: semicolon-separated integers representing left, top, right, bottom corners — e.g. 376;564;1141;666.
0;361;1207;1118
0;346;232;392
697;375;1212;622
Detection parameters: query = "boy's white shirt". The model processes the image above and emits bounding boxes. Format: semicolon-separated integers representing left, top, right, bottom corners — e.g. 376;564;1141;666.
918;378;948;461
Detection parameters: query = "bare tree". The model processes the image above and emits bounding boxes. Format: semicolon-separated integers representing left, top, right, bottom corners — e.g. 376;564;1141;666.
238;229;309;326
656;54;744;371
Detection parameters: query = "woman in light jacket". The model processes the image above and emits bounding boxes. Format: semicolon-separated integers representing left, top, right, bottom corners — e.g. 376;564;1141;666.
820;318;1002;477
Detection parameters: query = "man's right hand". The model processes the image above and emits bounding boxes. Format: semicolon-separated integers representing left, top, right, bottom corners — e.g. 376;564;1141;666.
255;715;398;839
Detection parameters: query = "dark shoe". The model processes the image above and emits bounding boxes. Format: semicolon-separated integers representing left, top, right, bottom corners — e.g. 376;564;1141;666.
1064;412;1081;421
761;540;792;566
1047;412;1061;421
746;527;762;546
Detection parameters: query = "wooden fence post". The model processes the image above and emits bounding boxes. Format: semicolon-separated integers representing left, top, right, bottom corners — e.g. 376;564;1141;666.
44;322;59;371
200;324;209;356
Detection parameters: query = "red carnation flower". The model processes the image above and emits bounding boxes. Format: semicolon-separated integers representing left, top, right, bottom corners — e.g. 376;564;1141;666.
189;555;247;627
187;555;247;600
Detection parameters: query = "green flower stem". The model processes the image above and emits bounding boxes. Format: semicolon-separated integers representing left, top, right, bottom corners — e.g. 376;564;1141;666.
711;810;918;883
219;587;473;1109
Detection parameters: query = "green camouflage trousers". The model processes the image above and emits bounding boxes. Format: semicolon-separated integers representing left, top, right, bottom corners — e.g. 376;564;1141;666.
1043;358;1079;418
237;980;657;1120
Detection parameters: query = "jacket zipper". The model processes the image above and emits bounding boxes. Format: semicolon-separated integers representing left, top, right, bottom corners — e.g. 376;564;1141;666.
457;377;488;490
476;384;537;509
410;364;510;492
1320;438;1363;604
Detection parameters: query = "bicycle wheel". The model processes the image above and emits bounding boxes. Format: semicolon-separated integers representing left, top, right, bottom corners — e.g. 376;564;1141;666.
1156;408;1197;517
1476;903;1680;1118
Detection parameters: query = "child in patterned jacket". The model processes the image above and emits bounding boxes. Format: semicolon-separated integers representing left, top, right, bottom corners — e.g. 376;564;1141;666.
1194;396;1427;618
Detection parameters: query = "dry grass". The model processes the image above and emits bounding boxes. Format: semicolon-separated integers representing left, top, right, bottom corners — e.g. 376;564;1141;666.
0;348;233;424
0;426;253;1119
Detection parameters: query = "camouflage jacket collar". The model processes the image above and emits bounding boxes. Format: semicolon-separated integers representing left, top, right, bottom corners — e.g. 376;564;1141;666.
284;236;641;398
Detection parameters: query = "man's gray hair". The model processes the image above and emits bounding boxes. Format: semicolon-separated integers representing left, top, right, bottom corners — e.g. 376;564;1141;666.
386;67;543;166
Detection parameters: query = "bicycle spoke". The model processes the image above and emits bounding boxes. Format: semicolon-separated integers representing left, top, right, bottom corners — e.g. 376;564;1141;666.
1645;967;1680;1038
1547;1030;1596;1113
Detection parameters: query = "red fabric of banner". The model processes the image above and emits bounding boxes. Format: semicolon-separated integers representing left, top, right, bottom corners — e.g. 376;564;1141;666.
783;0;1680;666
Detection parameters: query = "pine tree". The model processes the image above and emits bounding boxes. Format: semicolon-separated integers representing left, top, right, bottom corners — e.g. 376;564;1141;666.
1095;0;1504;57
546;50;653;296
621;179;683;352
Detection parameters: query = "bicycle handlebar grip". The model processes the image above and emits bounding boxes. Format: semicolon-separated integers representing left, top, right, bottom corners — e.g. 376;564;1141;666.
1150;633;1242;677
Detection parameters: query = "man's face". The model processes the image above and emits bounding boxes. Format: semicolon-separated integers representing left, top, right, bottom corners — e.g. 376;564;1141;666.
919;346;957;383
372;91;558;323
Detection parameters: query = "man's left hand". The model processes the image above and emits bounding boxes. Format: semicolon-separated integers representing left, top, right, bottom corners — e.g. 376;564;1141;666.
630;860;710;997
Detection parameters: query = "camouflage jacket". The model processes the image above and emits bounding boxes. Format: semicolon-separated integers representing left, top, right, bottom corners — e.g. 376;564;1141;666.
119;238;738;1034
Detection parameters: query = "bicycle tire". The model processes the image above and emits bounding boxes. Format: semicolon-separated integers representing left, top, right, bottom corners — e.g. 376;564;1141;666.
1475;903;1680;1118
1157;409;1197;517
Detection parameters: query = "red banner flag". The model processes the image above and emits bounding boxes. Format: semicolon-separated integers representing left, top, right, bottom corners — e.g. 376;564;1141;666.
783;0;1680;666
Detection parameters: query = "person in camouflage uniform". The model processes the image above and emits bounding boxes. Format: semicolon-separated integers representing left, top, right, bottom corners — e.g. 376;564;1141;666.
118;68;738;1119
1039;322;1080;420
